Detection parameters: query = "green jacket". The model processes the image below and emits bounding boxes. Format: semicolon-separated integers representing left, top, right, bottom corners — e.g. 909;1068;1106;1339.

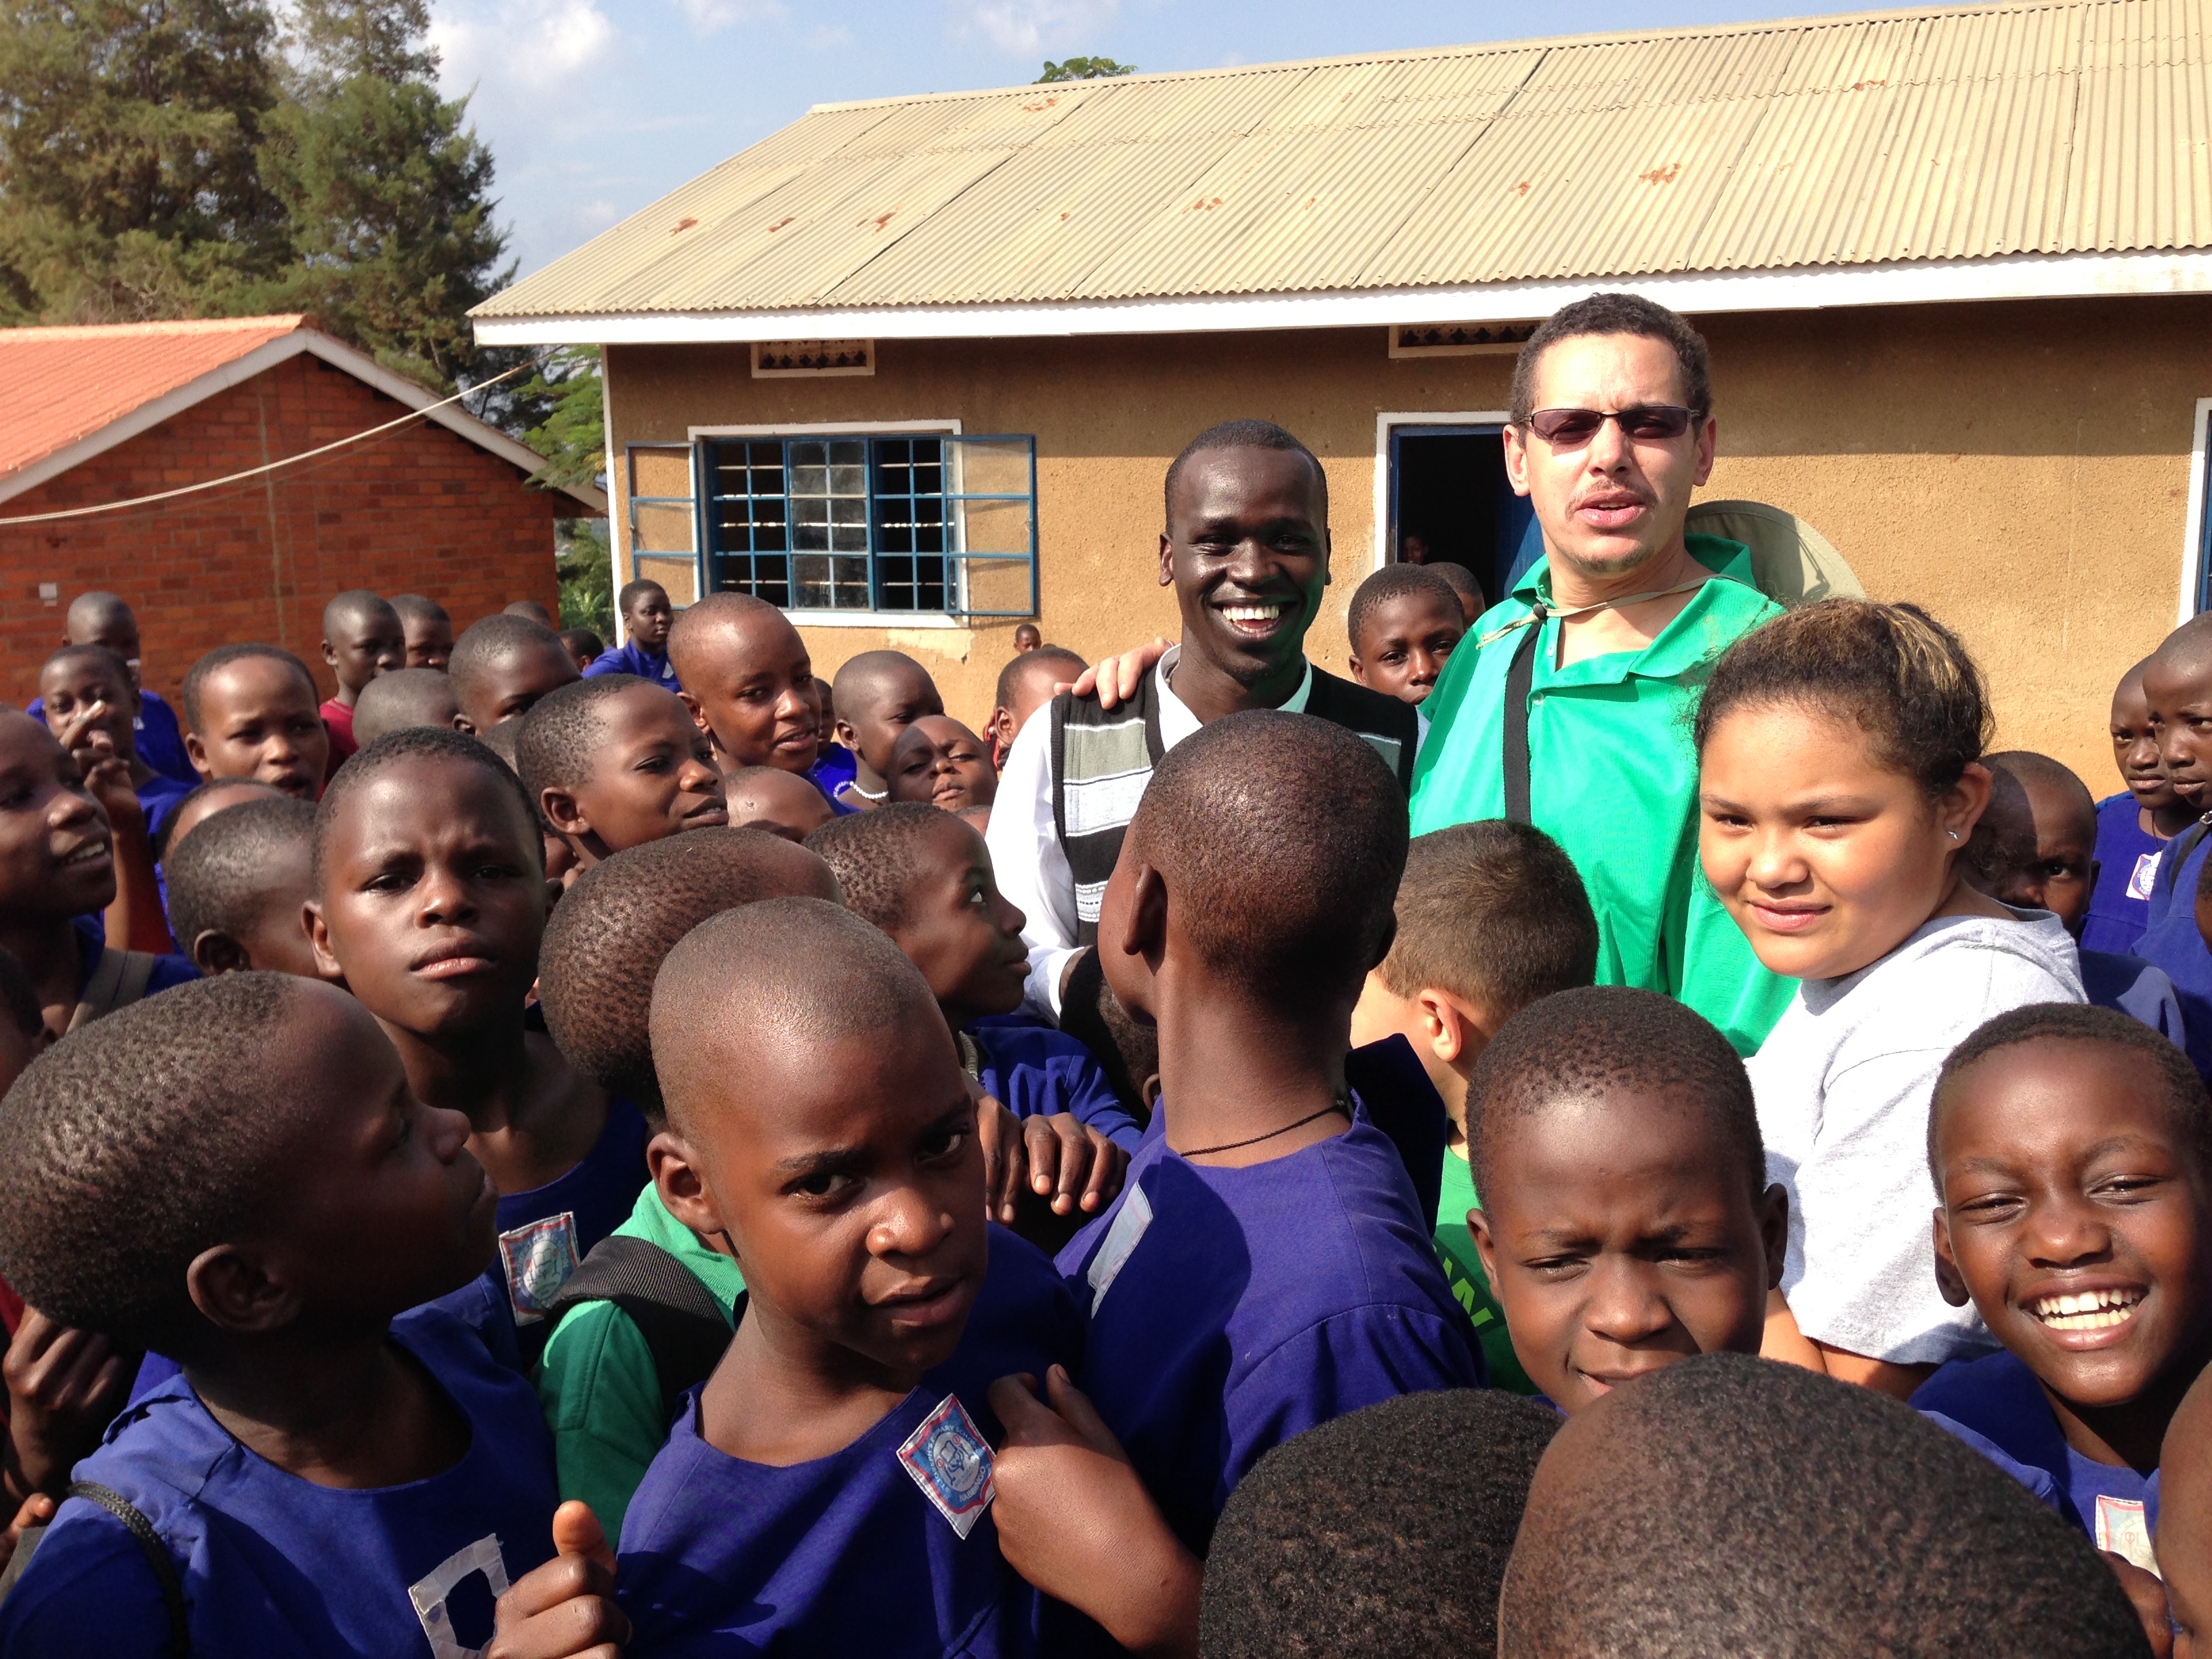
535;1182;745;1536
1410;535;1792;1054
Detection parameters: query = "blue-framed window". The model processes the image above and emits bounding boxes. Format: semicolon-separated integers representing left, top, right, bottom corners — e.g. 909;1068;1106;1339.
700;432;1037;617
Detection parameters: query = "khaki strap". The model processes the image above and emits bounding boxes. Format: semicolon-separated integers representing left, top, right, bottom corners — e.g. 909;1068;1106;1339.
66;949;161;1033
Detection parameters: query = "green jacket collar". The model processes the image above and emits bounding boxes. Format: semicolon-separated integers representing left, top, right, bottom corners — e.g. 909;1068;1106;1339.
1508;534;1766;684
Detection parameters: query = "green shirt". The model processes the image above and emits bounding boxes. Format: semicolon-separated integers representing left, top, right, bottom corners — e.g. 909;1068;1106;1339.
1434;1150;1534;1394
535;1181;746;1537
1409;535;1793;1054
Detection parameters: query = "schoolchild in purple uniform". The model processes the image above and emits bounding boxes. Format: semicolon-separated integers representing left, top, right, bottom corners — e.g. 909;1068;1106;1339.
583;579;681;692
613;899;1082;1657
1967;750;2186;1042
0;712;194;1036
809;803;1144;1160
830;651;945;811
517;674;729;874
307;729;645;1339
1918;1003;2212;1575
162;796;321;979
2087;659;2196;955
987;712;1481;1656
0;974;563;1656
24;593;197;787
2131;621;2212;1076
37;647;190;851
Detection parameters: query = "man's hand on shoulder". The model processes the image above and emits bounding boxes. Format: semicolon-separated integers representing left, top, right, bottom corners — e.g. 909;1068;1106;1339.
1068;639;1172;712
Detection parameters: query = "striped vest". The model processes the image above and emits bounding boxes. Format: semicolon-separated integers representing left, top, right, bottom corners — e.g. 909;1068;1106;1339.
1048;663;1420;945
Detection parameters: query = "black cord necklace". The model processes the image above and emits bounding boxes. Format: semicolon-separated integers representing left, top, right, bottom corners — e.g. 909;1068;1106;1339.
1181;1095;1350;1160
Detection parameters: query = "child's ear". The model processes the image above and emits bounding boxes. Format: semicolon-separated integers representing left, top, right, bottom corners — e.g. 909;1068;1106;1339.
1468;1205;1500;1288
1122;864;1169;968
539;786;589;841
303;899;347;986
676;689;712;740
190;930;251;977
833;715;860;751
449;712;476;737
186;1242;300;1335
650;1130;729;1241
1347;654;1368;685
321;639;337;670
1932;1207;1973;1307
1939;760;1995;844
1757;1182;1789;1290
184;731;211;779
1417;989;1493;1069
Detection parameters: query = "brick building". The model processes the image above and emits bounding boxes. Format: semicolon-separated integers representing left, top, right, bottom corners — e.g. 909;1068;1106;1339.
0;316;605;710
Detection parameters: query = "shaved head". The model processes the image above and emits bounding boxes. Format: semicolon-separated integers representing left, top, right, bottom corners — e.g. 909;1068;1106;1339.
2154;613;2212;678
64;591;133;640
832;651;937;720
351;668;461;746
650;897;945;1137
322;589;396;633
666;592;790;673
539;828;843;1116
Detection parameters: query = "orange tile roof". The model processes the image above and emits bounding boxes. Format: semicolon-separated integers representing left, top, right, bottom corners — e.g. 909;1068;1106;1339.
0;315;311;483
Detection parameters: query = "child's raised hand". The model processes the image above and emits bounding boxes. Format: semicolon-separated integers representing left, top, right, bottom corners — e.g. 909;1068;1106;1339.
3;1306;138;1502
487;1500;629;1659
986;1365;1199;1659
1021;1115;1126;1218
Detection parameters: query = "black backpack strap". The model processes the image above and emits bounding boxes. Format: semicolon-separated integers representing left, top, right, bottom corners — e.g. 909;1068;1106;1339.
2156;816;2212;898
1501;602;1548;825
543;1235;736;1423
66;1481;188;1658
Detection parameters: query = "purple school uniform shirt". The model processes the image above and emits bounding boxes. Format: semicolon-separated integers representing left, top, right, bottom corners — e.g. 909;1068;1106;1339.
2083;792;2166;955
1914;1349;2162;1569
2129;821;2212;1078
1054;1102;1483;1554
966;1019;1143;1151
2079;948;2186;1044
615;1225;1082;1658
0;1303;558;1658
582;639;681;691
491;1093;650;1338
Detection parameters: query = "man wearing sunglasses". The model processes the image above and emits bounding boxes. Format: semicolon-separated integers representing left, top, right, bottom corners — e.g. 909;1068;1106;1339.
1408;292;1792;1056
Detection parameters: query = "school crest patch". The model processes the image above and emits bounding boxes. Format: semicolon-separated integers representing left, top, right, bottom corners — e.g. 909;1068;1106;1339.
2095;1493;2158;1575
898;1393;996;1539
497;1212;580;1326
2129;851;2163;901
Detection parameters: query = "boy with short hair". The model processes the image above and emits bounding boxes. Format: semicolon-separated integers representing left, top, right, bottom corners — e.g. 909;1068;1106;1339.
24;592;197;786
39;644;190;848
533;829;844;1536
319;590;407;770
516;676;728;872
832;650;945;808
0;974;562;1654
1465;985;1788;1412
1919;1001;2212;1573
615;899;1084;1654
152;777;283;865
1424;561;1486;628
586;580;680;691
1498;1352;2150;1656
1013;623;1041;653
723;764;835;842
665;593;827;781
986;646;1084;769
1346;565;1466;705
987;712;1479;1654
2087;658;2194;954
888;716;998;815
2130;619;2212;1074
448;614;582;734
390;594;454;670
306;727;642;1333
1199;1390;1560;1659
352;665;463;747
560;628;604;674
506;599;557;626
808;804;1141;1158
181;644;330;800
1967;750;2185;1039
163;796;321;978
1350;821;1597;1387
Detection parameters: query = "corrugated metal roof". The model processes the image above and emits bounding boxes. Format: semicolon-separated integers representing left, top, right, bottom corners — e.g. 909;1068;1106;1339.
476;0;2212;321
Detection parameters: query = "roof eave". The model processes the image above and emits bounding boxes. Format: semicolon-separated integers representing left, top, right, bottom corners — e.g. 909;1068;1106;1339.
471;248;2212;348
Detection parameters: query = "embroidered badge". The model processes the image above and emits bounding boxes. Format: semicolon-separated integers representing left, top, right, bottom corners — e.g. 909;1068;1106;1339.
1086;1183;1153;1313
2094;1493;2158;1575
898;1393;996;1539
2129;850;2163;901
409;1533;510;1659
498;1212;580;1325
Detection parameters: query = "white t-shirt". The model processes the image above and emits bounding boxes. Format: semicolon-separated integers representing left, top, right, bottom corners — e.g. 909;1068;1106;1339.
1746;907;2085;1366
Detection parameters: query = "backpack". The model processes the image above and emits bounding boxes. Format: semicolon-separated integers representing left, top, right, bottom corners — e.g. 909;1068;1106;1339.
66;948;161;1033
541;1235;737;1423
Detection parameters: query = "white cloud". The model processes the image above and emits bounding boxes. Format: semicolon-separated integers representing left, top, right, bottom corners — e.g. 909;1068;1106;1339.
945;0;1121;57
671;0;789;35
432;0;615;96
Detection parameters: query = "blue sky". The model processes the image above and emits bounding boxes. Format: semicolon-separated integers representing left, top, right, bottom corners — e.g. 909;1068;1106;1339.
432;0;1913;279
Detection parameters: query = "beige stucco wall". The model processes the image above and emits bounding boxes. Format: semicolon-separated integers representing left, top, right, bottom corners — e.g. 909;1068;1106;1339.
605;294;2212;787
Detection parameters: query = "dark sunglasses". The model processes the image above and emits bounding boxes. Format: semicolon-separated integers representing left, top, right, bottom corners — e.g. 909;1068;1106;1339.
1521;405;1702;446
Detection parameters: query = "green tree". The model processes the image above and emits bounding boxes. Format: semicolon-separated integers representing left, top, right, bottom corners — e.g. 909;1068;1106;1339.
557;519;614;635
0;0;287;323
257;0;509;388
1037;56;1136;82
514;346;605;493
